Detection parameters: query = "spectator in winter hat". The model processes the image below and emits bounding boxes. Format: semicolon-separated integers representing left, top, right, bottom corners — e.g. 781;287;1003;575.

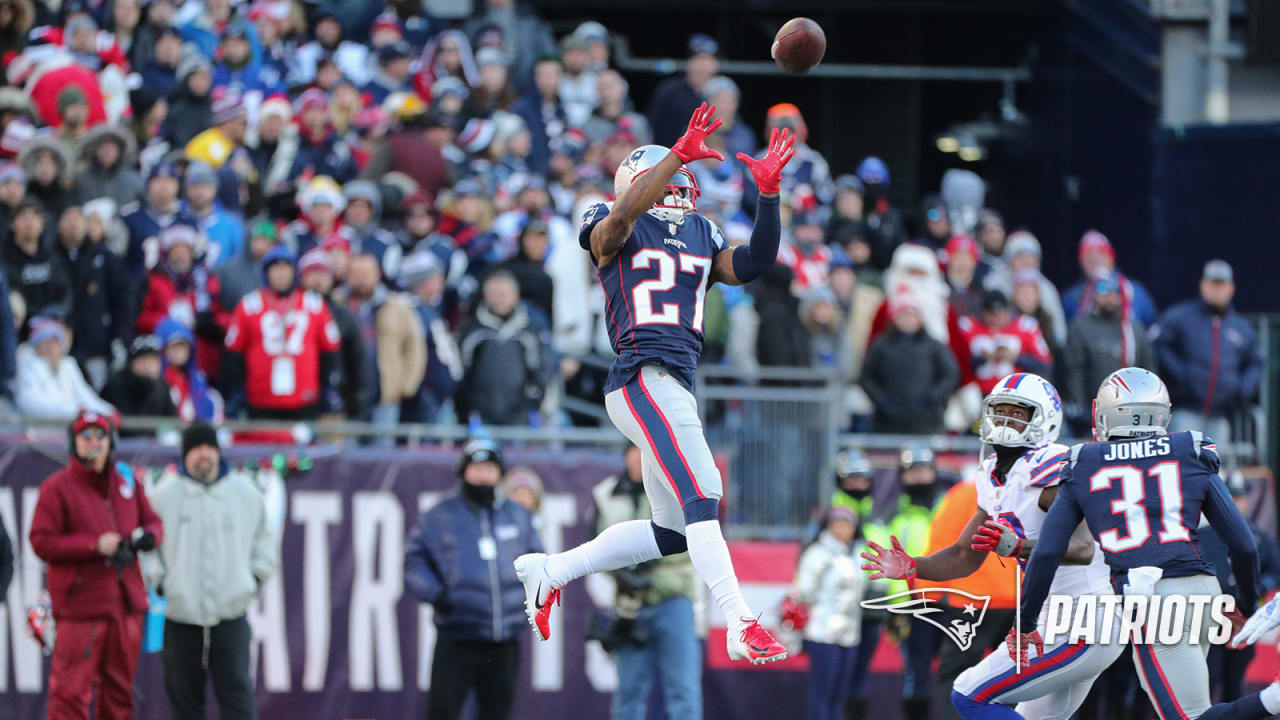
74;124;143;206
493;217;552;320
297;247;367;420
185;92;249;170
861;294;958;435
343;179;402;279
765;103;834;209
0;161;25;243
582;68;651;147
14;316;114;421
65;13;128;72
558;33;597;128
944;234;984;319
363;41;413;105
248;94;294;186
511;55;566;173
19;135;74;219
181;161;243;266
0;116;35;161
135;224;230;382
574;20;610;70
399;250;459;425
345;252;425;429
1011;268;1063;362
156;316;224;423
1063;271;1156;431
162;53;214;147
218;218;277;309
121;160;198;281
322;233;353;285
6;198;70;323
415;29;479;98
282;175;347;256
137;26;183;99
704;75;753;161
211;19;282;100
291;7;371;87
647;32;719;146
54;203;133;388
286;89;357;185
1061;229;1157;327
369;11;404;47
995;230;1067;345
100;335;177;429
466;47;519;117
503;467;543;513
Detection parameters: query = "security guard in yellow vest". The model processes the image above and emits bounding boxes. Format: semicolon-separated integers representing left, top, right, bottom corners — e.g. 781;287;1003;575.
884;445;943;719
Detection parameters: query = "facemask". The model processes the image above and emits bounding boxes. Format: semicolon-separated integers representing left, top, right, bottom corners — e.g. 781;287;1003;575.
840;485;870;501
904;484;936;507
462;481;496;506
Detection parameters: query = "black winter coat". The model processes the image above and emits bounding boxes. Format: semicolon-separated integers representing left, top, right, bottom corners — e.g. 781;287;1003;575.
2;235;70;324
55;240;133;361
861;328;959;434
100;369;176;433
753;264;812;378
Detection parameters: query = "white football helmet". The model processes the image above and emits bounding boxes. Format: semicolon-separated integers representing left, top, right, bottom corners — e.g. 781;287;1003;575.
613;144;700;224
1093;367;1171;441
979;373;1064;447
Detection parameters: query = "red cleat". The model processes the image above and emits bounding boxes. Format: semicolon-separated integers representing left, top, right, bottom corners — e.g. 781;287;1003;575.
727;617;788;665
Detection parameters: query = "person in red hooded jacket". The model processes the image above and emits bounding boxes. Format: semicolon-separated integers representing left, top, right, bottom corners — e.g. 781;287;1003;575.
28;410;163;720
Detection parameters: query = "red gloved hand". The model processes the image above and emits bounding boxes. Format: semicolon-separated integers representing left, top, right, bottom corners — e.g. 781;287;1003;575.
972;518;1024;558
670;102;724;164
1005;626;1044;669
859;535;918;590
736;127;797;195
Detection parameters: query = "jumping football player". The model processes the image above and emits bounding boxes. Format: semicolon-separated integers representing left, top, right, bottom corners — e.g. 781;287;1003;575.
513;104;794;664
861;373;1123;719
1013;367;1280;720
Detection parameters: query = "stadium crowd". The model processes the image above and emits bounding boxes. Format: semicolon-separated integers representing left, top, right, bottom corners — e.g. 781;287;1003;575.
0;0;1261;444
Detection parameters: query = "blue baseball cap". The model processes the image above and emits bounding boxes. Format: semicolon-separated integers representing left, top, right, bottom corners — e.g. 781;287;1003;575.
856;156;890;186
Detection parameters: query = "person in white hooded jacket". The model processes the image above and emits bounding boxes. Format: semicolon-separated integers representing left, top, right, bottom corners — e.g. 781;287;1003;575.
14;317;115;422
790;506;867;720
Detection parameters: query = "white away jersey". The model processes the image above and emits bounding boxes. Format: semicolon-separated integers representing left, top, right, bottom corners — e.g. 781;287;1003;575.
975;443;1110;603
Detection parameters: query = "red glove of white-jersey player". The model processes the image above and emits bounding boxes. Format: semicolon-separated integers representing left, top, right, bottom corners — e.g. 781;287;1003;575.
859;535;918;589
971;518;1024;558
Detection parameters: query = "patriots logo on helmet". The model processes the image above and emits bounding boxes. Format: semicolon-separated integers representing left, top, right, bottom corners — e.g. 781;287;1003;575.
622;148;645;172
861;588;992;651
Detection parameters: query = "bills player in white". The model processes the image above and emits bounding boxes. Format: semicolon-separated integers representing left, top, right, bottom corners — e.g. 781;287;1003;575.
861;373;1122;719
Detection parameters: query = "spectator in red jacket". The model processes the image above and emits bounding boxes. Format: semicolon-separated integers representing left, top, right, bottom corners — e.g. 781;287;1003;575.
134;224;229;381
954;289;1053;395
29;410;162;720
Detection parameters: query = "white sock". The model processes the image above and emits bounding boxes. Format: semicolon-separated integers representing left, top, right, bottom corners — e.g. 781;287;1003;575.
1261;680;1280;714
685;519;754;634
543;520;661;588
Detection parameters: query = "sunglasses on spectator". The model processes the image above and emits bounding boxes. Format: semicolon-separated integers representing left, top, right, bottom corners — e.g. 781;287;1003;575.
77;428;107;440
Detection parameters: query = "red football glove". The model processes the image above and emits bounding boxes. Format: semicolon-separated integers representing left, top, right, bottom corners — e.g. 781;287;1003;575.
859;535;918;589
737;127;797;195
1005;626;1044;669
670;102;724;164
972;519;1024;558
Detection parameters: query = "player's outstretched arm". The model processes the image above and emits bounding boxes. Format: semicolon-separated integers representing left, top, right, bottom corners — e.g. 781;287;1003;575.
710;127;796;286
860;509;990;584
590;103;723;266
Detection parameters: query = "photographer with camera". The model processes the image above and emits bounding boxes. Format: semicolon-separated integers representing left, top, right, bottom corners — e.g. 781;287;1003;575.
589;444;703;720
146;421;279;720
29;410;163;720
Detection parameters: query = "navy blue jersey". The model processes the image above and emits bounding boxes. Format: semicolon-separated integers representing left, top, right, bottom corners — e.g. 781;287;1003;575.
1062;431;1224;579
1018;430;1259;630
579;203;729;393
